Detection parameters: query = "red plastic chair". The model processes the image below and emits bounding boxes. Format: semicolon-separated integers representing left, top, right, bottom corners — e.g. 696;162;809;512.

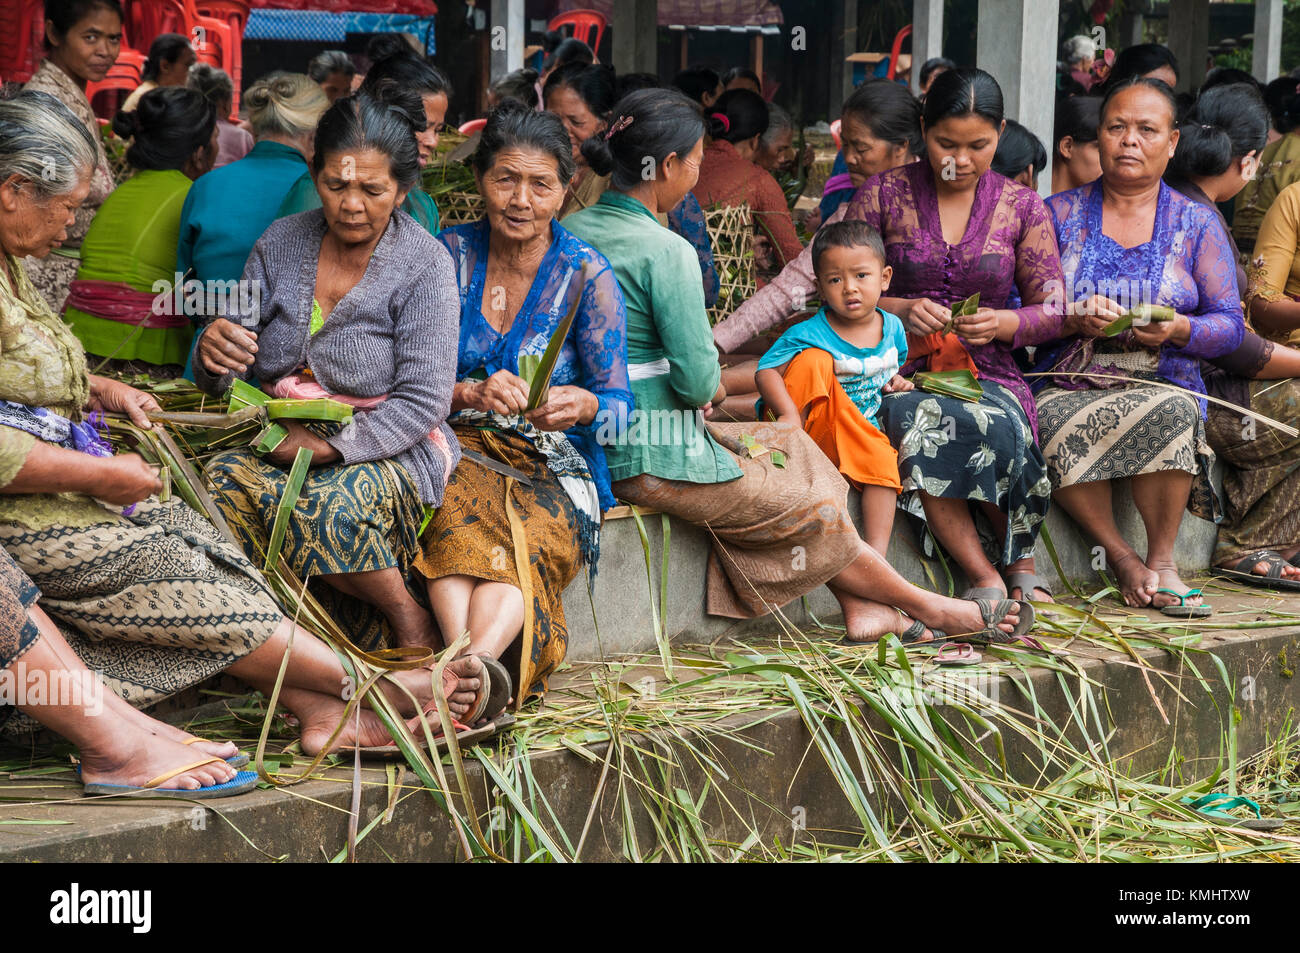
885;25;912;82
0;0;44;84
86;50;145;117
547;9;607;53
196;0;249;110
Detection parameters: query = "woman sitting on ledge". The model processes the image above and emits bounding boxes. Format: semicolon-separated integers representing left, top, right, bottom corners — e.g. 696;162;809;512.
0;91;488;772
195;88;476;677
417;103;632;707
1037;77;1244;616
565;88;1029;644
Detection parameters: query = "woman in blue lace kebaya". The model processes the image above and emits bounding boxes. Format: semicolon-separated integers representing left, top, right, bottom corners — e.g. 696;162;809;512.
1035;77;1245;617
416;103;631;705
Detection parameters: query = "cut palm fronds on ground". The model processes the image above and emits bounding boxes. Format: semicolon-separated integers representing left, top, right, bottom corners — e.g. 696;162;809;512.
1024;371;1299;437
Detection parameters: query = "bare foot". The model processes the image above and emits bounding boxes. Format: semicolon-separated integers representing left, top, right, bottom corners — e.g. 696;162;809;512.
839;595;933;643
103;686;242;762
921;596;1020;638
381;655;484;719
1149;565;1204;610
296;690;416;756
79;721;239;791
1112;551;1158;607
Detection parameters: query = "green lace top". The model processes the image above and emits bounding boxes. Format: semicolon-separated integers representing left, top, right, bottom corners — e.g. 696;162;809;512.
0;255;118;530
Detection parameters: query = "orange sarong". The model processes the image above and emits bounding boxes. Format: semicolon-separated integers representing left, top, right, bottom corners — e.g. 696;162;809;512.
781;348;901;492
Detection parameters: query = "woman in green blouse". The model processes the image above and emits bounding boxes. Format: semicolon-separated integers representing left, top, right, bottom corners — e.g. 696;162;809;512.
564;88;1027;644
64;87;217;376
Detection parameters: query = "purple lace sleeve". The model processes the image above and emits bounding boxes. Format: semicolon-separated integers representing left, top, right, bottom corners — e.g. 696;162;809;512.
1184;215;1246;359
1010;192;1067;349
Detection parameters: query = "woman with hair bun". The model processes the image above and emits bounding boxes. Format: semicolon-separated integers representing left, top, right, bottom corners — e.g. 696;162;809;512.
845;67;1065;615
176;72;328;377
63;87;217;377
1234;79;1300;250
691;87;803;270
277;39;452;234
120;33;195;113
544;62;618;217
196;92;484;702
1052;94;1103;194
188;63;251;168
566;87;1026;645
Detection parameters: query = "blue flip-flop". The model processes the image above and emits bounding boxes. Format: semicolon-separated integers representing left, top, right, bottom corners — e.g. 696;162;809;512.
80;758;260;799
183;736;249;769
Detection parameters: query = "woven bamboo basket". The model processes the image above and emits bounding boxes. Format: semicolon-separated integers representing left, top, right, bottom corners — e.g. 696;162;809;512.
434;188;485;226
704;202;757;325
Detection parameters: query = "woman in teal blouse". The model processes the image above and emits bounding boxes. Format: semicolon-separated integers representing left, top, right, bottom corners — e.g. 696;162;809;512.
64;87;216;376
274;39;448;234
565;89;1028;644
175;73;328;378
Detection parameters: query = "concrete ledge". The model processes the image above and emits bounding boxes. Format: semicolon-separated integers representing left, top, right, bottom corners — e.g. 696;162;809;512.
1;595;1293;863
564;483;1220;659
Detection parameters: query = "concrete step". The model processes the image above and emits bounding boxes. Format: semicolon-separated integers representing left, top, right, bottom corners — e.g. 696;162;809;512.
566;482;1220;658
0;585;1292;863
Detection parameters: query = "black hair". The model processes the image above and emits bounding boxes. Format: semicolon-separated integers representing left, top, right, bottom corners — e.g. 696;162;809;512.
706;87;768;143
811;220;887;274
543;35;594;73
140;33;191;82
543;62;617;123
672;66;722;105
991;118;1047;182
1054;93;1101;157
723;67;761;89
473;99;576;184
1106;43;1179;88
1264;76;1300;134
919;57;956;87
616;72;660;100
110;86;214;172
43;0;122;51
1170;83;1269;179
307;50;355;84
1100;75;1179;129
921;67;1004;130
1056;72;1089;98
582;88;705;191
362;34;453;101
1200;66;1261;96
312;85;424;190
489;68;540;109
841;78;923;157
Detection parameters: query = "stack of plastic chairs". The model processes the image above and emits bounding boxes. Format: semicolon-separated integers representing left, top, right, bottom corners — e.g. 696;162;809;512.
0;0;44;84
196;0;249;111
546;9;608;53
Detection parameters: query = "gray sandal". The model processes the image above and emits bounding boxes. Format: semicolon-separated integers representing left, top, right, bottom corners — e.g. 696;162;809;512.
953;598;1035;645
1004;572;1053;601
961;586;1005;601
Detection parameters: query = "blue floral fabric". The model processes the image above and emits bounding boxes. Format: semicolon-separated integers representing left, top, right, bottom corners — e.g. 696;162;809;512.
1039;180;1245;416
666;192;720;307
440;218;633;510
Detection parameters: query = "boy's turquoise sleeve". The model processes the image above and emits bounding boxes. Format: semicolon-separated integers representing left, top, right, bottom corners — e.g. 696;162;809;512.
890;311;908;367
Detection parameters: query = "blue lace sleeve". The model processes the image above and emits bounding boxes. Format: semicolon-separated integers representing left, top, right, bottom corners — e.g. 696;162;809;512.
1184;213;1245;359
667;193;720;308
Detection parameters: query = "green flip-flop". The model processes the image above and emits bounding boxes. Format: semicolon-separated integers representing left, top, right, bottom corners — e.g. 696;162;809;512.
1180;793;1284;830
1154;587;1212;618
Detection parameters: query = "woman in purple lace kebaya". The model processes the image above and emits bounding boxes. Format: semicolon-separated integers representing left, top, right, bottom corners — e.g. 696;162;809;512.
1035;77;1245;617
846;69;1063;618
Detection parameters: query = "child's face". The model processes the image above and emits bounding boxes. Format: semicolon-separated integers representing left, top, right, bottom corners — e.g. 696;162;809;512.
815;245;891;321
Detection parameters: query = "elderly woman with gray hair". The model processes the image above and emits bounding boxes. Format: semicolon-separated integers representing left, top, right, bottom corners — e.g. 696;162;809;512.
0;91;493;781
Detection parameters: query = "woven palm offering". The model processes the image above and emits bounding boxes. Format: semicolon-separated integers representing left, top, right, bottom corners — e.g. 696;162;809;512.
705;202;757;325
421;130;485;225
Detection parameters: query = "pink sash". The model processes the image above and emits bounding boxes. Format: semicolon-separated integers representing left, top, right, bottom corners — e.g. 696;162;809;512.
65;279;189;329
269;373;455;488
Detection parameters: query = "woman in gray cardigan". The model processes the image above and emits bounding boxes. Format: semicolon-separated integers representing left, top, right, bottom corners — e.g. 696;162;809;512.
197;88;468;662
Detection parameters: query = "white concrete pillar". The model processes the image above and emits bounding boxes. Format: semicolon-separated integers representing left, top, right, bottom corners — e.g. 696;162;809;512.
910;0;944;92
612;0;658;75
1253;0;1284;84
489;0;524;79
977;0;1058;198
1167;0;1209;93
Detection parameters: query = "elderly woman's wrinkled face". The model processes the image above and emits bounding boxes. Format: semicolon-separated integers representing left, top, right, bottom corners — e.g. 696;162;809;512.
1099;85;1178;186
841;113;910;186
545;85;605;166
0;172;91;260
315;148;406;246
754;126;793;172
477;147;566;245
924;114;1001;191
47;7;122;84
